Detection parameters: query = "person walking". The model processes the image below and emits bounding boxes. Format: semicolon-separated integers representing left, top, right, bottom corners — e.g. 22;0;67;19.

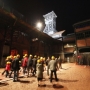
36;59;45;87
22;54;28;75
32;55;37;76
27;54;33;77
48;56;58;83
5;60;11;77
11;54;20;82
2;56;10;75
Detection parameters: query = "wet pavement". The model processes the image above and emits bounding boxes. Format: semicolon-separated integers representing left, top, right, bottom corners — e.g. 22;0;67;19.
0;63;90;90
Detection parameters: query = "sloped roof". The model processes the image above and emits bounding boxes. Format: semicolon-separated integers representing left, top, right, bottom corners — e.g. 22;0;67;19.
0;8;61;44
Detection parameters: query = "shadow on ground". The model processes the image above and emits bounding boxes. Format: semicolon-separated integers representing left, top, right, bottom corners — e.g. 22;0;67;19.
19;80;35;83
46;84;64;88
61;67;71;70
0;82;9;87
36;84;68;90
60;79;78;83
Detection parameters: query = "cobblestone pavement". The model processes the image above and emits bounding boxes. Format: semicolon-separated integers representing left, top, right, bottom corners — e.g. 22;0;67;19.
0;63;90;90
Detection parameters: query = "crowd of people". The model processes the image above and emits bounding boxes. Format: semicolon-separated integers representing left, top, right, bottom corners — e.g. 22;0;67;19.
1;54;62;86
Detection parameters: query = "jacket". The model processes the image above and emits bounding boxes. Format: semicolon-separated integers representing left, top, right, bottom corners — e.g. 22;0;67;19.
12;58;20;70
48;60;57;71
36;63;43;78
22;57;28;67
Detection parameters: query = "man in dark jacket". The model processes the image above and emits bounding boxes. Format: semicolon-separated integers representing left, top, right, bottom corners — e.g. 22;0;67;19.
12;54;20;82
32;55;37;76
27;54;33;77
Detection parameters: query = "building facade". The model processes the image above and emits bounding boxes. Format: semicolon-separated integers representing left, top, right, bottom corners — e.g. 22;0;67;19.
73;20;90;65
0;2;62;67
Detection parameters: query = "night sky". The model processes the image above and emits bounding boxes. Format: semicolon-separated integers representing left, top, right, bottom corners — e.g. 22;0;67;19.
3;0;90;34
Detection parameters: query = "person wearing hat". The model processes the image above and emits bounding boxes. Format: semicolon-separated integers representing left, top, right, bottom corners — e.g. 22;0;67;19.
22;54;28;75
48;56;58;83
32;55;37;76
27;54;33;77
36;59;45;87
11;54;20;82
5;59;11;77
2;56;10;75
9;56;16;78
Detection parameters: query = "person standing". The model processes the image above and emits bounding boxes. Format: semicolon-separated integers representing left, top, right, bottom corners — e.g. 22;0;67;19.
48;56;58;83
36;59;45;87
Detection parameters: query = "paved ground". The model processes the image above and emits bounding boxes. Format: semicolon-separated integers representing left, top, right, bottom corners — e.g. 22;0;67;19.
0;63;90;90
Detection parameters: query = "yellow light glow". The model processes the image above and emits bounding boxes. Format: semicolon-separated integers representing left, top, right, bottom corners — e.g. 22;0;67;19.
36;22;42;29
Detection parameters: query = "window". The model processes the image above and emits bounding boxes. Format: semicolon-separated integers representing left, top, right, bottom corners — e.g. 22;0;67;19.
76;33;84;39
85;31;90;38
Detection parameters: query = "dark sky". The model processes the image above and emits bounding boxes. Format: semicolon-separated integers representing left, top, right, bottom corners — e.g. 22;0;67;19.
3;0;90;34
